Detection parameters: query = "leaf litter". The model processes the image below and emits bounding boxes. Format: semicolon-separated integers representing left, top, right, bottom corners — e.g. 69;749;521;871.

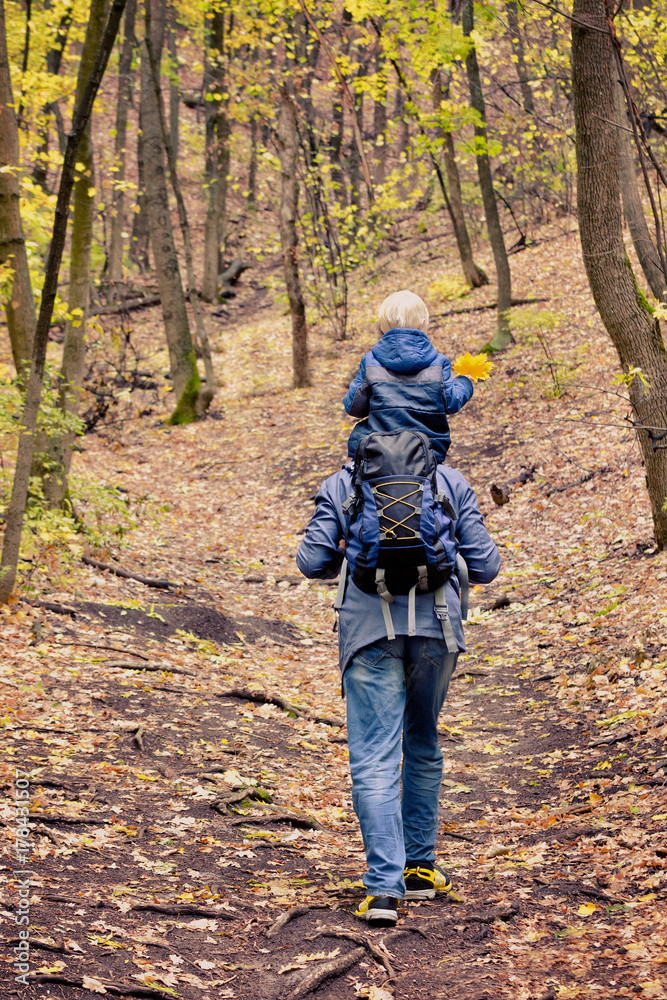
1;221;667;999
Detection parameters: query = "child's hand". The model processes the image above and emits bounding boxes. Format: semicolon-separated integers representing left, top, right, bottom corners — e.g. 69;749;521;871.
452;352;494;381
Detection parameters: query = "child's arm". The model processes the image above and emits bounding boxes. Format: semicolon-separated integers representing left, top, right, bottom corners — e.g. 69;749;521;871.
440;355;473;413
344;354;371;416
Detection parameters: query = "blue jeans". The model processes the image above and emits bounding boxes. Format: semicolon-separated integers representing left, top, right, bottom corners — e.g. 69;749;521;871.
343;636;458;899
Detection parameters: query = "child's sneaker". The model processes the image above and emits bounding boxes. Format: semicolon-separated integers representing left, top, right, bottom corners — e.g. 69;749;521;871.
403;862;452;900
353;895;398;926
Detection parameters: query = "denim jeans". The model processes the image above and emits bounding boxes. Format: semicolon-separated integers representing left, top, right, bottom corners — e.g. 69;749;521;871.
343;636;458;899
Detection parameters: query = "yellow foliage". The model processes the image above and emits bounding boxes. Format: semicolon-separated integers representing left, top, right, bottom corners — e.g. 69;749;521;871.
452;352;494;382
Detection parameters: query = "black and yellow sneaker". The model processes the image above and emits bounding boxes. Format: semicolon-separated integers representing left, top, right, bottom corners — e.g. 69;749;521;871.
353;895;399;926
403;862;453;901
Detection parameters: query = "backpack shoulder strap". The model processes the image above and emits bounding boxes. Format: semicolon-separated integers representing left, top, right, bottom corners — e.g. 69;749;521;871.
435;470;469;622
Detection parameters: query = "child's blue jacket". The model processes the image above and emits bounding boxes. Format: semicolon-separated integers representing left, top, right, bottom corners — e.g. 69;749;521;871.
343;328;473;461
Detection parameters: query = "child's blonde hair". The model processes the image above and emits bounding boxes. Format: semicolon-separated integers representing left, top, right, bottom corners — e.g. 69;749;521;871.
378;290;429;334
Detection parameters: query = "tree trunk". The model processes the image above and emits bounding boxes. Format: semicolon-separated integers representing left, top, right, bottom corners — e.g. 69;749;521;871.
432;68;488;288
130;126;150;270
462;0;512;349
0;0;36;378
505;0;535;115
201;7;230;303
247;115;257;208
277;86;309;389
39;0;111;506
107;0;137;286
0;0;127;605
613;74;666;301
167;7;179;162
32;7;72;191
17;0;31;124
372;46;387;187
141;0;201;424
144;12;215;412
330;87;345;203
348;63;366;213
572;0;667;549
394;86;409;164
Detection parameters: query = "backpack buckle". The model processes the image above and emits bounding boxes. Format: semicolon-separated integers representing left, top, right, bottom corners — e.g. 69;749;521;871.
342;494;356;514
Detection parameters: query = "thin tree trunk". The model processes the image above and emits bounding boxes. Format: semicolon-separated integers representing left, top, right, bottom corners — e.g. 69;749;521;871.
108;0;137;286
247;116;257;208
330;88;345;203
373;45;387;187
505;0;535;115
144;16;215;411
40;0;112;507
462;0;512;349
395;86;409;164
432;68;488;288
17;0;31;124
348;61;366;213
32;7;72;191
0;0;127;605
201;7;230;303
0;0;35;377
613;74;666;301
130;126;150;270
277;86;309;389
293;12;319;168
141;0;201;424
167;7;179;162
572;0;667;549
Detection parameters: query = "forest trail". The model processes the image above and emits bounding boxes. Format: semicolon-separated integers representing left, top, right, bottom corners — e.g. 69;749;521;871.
2;227;667;1000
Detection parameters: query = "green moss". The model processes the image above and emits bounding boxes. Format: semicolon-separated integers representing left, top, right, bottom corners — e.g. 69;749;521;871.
626;254;654;315
167;361;202;426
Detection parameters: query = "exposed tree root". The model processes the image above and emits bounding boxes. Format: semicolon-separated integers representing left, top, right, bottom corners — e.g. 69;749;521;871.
30;601;77;617
265;904;329;937
53;641;151;659
307;924;396;979
288;946;366;999
33;823;65;846
218;687;344;727
102;660;196;677
544;471;595;497
82;556;175;589
31;814;113;825
211;786;273;813
42;895;237;919
230;810;324;830
129;902;236;919
441;830;475;842
31;975;173;998
6;935;79;954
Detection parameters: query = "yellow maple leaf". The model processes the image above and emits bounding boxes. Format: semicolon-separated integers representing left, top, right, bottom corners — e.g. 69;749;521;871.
452;352;494;381
577;902;597;916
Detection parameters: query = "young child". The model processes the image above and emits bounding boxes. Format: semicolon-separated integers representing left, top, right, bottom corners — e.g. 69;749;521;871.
344;290;473;462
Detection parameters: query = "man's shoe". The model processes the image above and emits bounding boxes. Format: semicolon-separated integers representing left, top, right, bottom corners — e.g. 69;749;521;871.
403;862;453;900
353;895;399;926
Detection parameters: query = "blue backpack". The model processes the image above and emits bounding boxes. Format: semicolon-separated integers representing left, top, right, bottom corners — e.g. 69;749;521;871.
334;429;467;652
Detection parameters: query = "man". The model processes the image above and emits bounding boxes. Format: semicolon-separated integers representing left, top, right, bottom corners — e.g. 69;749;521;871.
296;458;500;926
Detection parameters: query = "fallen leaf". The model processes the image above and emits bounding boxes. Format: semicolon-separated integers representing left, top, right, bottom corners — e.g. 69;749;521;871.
81;976;108;994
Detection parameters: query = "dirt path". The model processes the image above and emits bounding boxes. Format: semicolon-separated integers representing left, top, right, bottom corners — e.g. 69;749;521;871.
2;228;667;999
